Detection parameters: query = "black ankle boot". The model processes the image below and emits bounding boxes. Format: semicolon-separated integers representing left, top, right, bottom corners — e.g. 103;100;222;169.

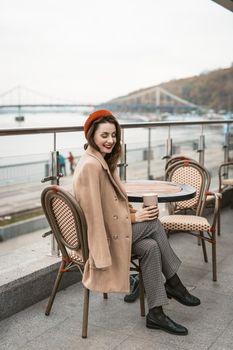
165;274;200;307
149;306;164;319
166;273;182;289
147;306;188;335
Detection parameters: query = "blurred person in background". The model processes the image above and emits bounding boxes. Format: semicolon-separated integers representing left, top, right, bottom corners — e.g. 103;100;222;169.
68;151;75;174
58;153;66;176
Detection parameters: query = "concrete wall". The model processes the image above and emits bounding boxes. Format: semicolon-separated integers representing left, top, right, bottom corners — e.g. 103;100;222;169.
0;216;49;241
0;261;82;321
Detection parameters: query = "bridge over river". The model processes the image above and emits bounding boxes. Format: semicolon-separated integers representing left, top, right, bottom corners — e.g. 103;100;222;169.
0;85;204;114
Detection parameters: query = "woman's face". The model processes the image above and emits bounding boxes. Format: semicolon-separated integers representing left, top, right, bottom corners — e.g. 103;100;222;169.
94;122;117;156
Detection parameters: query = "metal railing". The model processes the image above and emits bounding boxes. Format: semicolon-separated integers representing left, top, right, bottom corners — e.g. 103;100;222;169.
1;118;232;255
1;119;233;182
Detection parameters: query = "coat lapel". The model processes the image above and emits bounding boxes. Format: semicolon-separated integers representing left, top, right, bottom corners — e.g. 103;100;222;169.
86;147;128;201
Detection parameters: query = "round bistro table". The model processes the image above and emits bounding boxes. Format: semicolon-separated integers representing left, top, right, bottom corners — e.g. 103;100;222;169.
124;180;196;203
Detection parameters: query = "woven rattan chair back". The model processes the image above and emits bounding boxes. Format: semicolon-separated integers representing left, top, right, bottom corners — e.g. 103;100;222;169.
41;185;88;264
165;160;210;215
165;155;197;172
218;161;233;193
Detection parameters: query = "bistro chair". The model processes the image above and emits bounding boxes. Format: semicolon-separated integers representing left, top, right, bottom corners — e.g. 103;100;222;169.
218;161;233;194
164;156;219;232
201;160;233;237
41;185;145;339
160;160;220;281
217;161;233;235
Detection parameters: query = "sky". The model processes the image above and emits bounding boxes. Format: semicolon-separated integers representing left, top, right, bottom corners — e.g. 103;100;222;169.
0;0;232;104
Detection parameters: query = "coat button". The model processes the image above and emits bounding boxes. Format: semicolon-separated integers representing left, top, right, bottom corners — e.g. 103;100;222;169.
114;196;118;201
113;215;118;219
113;235;118;240
126;216;129;219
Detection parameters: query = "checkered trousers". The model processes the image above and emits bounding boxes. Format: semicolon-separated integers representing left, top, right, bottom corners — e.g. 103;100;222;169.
132;219;181;309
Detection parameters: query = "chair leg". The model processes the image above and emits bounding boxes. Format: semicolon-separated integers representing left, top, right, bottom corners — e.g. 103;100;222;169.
212;239;217;282
197;222;201;245
103;293;108;299
139;263;145;317
200;232;208;262
45;260;65;316
217;207;221;236
82;287;90;338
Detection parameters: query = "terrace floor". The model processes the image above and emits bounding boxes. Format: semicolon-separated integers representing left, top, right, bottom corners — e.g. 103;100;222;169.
0;206;233;350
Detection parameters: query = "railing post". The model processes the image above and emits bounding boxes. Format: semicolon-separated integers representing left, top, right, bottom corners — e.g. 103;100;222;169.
119;129;127;181
44;162;49;177
147;128;151;179
50;133;60;256
41;134;61;256
165;126;173;164
198;125;205;166
123;144;127;181
223;132;230;178
50;150;59;185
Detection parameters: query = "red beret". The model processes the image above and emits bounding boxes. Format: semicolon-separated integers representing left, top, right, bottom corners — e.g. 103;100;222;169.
84;109;113;138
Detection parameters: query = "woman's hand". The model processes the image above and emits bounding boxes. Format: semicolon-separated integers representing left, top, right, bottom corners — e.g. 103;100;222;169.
135;205;159;223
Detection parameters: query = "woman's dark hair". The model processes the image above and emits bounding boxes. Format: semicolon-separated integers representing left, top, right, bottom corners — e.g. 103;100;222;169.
84;115;122;173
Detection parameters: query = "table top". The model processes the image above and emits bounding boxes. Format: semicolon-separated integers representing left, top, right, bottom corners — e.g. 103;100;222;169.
124;180;196;203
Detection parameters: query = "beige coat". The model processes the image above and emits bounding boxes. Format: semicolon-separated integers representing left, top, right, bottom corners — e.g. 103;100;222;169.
73;146;132;293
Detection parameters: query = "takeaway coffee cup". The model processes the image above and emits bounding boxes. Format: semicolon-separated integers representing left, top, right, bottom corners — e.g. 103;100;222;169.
143;193;158;207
